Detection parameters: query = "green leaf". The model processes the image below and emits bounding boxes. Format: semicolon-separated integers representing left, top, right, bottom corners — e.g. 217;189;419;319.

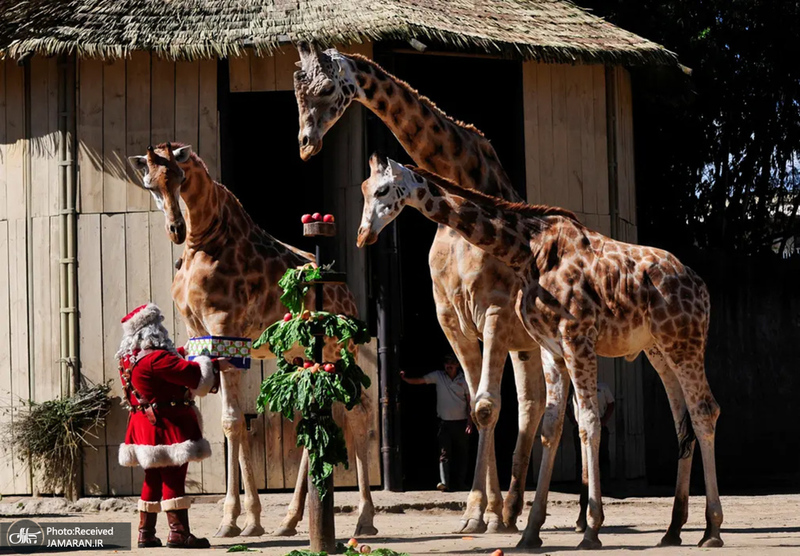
227;544;258;552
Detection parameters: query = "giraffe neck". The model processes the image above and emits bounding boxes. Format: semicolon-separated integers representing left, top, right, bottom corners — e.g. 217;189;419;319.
405;175;536;271
180;158;226;247
343;54;522;201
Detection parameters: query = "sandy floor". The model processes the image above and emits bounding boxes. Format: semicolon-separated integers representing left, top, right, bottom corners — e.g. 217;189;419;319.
1;490;799;555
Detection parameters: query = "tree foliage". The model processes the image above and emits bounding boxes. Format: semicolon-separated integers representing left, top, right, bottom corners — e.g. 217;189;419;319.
579;0;800;255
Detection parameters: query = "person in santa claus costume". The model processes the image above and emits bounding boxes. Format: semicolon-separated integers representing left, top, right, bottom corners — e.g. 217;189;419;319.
116;303;235;549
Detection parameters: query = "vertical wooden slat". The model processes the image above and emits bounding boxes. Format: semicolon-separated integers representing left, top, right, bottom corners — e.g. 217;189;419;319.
241;363;267;490
361;339;381;485
125;212;151;307
47;58;60;217
103;59;127;213
535;64;554;206
77;213;108;494
149;211;175;337
593;66;609;218
250;55;276;92
228;55;251;93
49;217;61;394
199;384;226;493
29;57;51;218
151;56;175;211
126;51;152;211
78;59;104;214
175;60;199;148
198;59;218;178
0;61;7;221
565;65;583;214
274;49;298;91
522;62;541;204
283;412;303;490
8;219;31;493
550;65;569;209
618;69;636;227
0;221;16;493
31;217;55;403
6;63;25;220
101;214;132;494
579;66;597;217
263;359;285;489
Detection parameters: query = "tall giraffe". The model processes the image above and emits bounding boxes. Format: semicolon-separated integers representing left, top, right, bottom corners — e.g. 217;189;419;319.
356;155;724;550
127;143;378;539
294;42;544;534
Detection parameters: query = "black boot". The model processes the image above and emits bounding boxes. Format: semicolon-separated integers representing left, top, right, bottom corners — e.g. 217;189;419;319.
166;509;211;549
138;511;162;548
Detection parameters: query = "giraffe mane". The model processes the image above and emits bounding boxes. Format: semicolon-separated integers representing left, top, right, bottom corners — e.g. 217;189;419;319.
347;53;485;138
406;165;580;222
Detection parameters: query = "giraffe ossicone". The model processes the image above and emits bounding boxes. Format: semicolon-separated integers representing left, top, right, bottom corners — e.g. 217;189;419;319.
358;155;724;550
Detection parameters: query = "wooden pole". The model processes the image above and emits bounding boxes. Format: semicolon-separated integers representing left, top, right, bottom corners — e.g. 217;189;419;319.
305;224;337;552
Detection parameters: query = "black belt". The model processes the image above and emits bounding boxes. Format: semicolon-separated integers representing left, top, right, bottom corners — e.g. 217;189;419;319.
130;399;196;412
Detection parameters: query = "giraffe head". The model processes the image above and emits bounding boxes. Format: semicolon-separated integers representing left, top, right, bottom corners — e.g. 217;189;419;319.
357;153;416;247
128;142;192;244
294;42;357;160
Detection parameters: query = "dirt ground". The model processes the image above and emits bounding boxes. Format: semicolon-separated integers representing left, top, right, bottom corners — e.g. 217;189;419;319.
1;490;799;555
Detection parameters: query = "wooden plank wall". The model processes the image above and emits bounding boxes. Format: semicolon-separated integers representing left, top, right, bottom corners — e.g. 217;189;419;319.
522;62;644;481
75;54;222;495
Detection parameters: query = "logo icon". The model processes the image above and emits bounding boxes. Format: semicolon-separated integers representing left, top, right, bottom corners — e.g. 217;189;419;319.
6;520;44;547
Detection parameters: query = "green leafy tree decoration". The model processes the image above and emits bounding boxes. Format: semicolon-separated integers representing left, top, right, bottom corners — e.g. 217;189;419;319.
254;265;371;499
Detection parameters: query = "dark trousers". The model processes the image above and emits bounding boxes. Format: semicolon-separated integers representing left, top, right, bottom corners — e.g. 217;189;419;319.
438;418;469;490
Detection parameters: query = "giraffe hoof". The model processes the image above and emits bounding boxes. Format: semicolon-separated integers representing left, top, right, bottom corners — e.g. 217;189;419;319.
486;520;515;534
272;525;298;537
240;523;265;537
698;536;724;548
577;537;603;550
516;534;543;549
214;524;242;538
457;518;487;534
354;524;379;536
657;531;682;546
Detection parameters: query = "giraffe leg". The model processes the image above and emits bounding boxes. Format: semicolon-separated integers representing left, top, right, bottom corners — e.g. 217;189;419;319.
459;313;508;534
662;348;723;548
274;449;308;536
238;427;265;536
645;346;695;547
563;340;604;550
517;349;569;549
215;372;243;538
575;427;589;533
351;402;378;536
502;348;545;531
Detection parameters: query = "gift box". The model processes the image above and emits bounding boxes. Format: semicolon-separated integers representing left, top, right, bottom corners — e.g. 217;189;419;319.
186;336;252;370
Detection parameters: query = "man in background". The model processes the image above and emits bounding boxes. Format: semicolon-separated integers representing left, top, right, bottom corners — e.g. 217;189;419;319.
401;354;473;491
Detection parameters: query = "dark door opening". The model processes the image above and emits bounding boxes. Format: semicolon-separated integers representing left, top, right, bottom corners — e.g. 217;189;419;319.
369;51;527;491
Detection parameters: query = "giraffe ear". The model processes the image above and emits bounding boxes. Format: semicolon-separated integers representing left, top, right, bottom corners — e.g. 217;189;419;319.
173;145;192;163
128;155;148;173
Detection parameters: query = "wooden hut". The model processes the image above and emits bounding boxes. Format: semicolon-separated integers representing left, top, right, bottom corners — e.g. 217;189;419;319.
0;0;676;496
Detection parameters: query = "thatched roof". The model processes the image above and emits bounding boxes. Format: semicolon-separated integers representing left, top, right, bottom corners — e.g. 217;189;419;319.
0;0;677;65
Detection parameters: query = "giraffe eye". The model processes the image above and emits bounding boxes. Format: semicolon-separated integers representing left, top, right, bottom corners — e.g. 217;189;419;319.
376;186;390;198
320;84;335;96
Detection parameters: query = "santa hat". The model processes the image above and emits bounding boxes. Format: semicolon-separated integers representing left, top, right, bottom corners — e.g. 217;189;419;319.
121;303;164;336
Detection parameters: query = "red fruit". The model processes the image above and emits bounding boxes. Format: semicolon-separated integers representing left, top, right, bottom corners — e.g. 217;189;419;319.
292;357;304;366
283;313;292;322
323;363;336;373
360;546;371;554
301;214;313;224
303;361;313;369
491;551;503;556
311;212;322;221
347;538;358;548
323;214;335;223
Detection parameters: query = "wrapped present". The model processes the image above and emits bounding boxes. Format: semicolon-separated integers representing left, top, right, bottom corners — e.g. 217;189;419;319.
185;336;252;370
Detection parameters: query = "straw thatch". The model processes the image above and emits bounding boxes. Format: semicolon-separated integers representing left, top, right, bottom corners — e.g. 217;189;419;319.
0;0;676;65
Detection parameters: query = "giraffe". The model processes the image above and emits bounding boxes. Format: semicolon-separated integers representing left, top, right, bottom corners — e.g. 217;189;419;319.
127;142;379;539
356;154;724;550
294;41;545;534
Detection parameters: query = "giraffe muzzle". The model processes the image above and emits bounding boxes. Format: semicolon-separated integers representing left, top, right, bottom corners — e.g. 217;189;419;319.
167;220;186;245
356;226;378;248
299;135;322;160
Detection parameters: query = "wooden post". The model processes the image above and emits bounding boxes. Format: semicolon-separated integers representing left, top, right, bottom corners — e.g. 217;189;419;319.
305;220;337;553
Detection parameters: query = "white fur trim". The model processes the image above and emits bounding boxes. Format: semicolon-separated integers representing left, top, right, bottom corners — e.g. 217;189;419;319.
118;439;211;469
138;499;162;513
122;303;163;336
190;356;216;397
161;496;192;511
